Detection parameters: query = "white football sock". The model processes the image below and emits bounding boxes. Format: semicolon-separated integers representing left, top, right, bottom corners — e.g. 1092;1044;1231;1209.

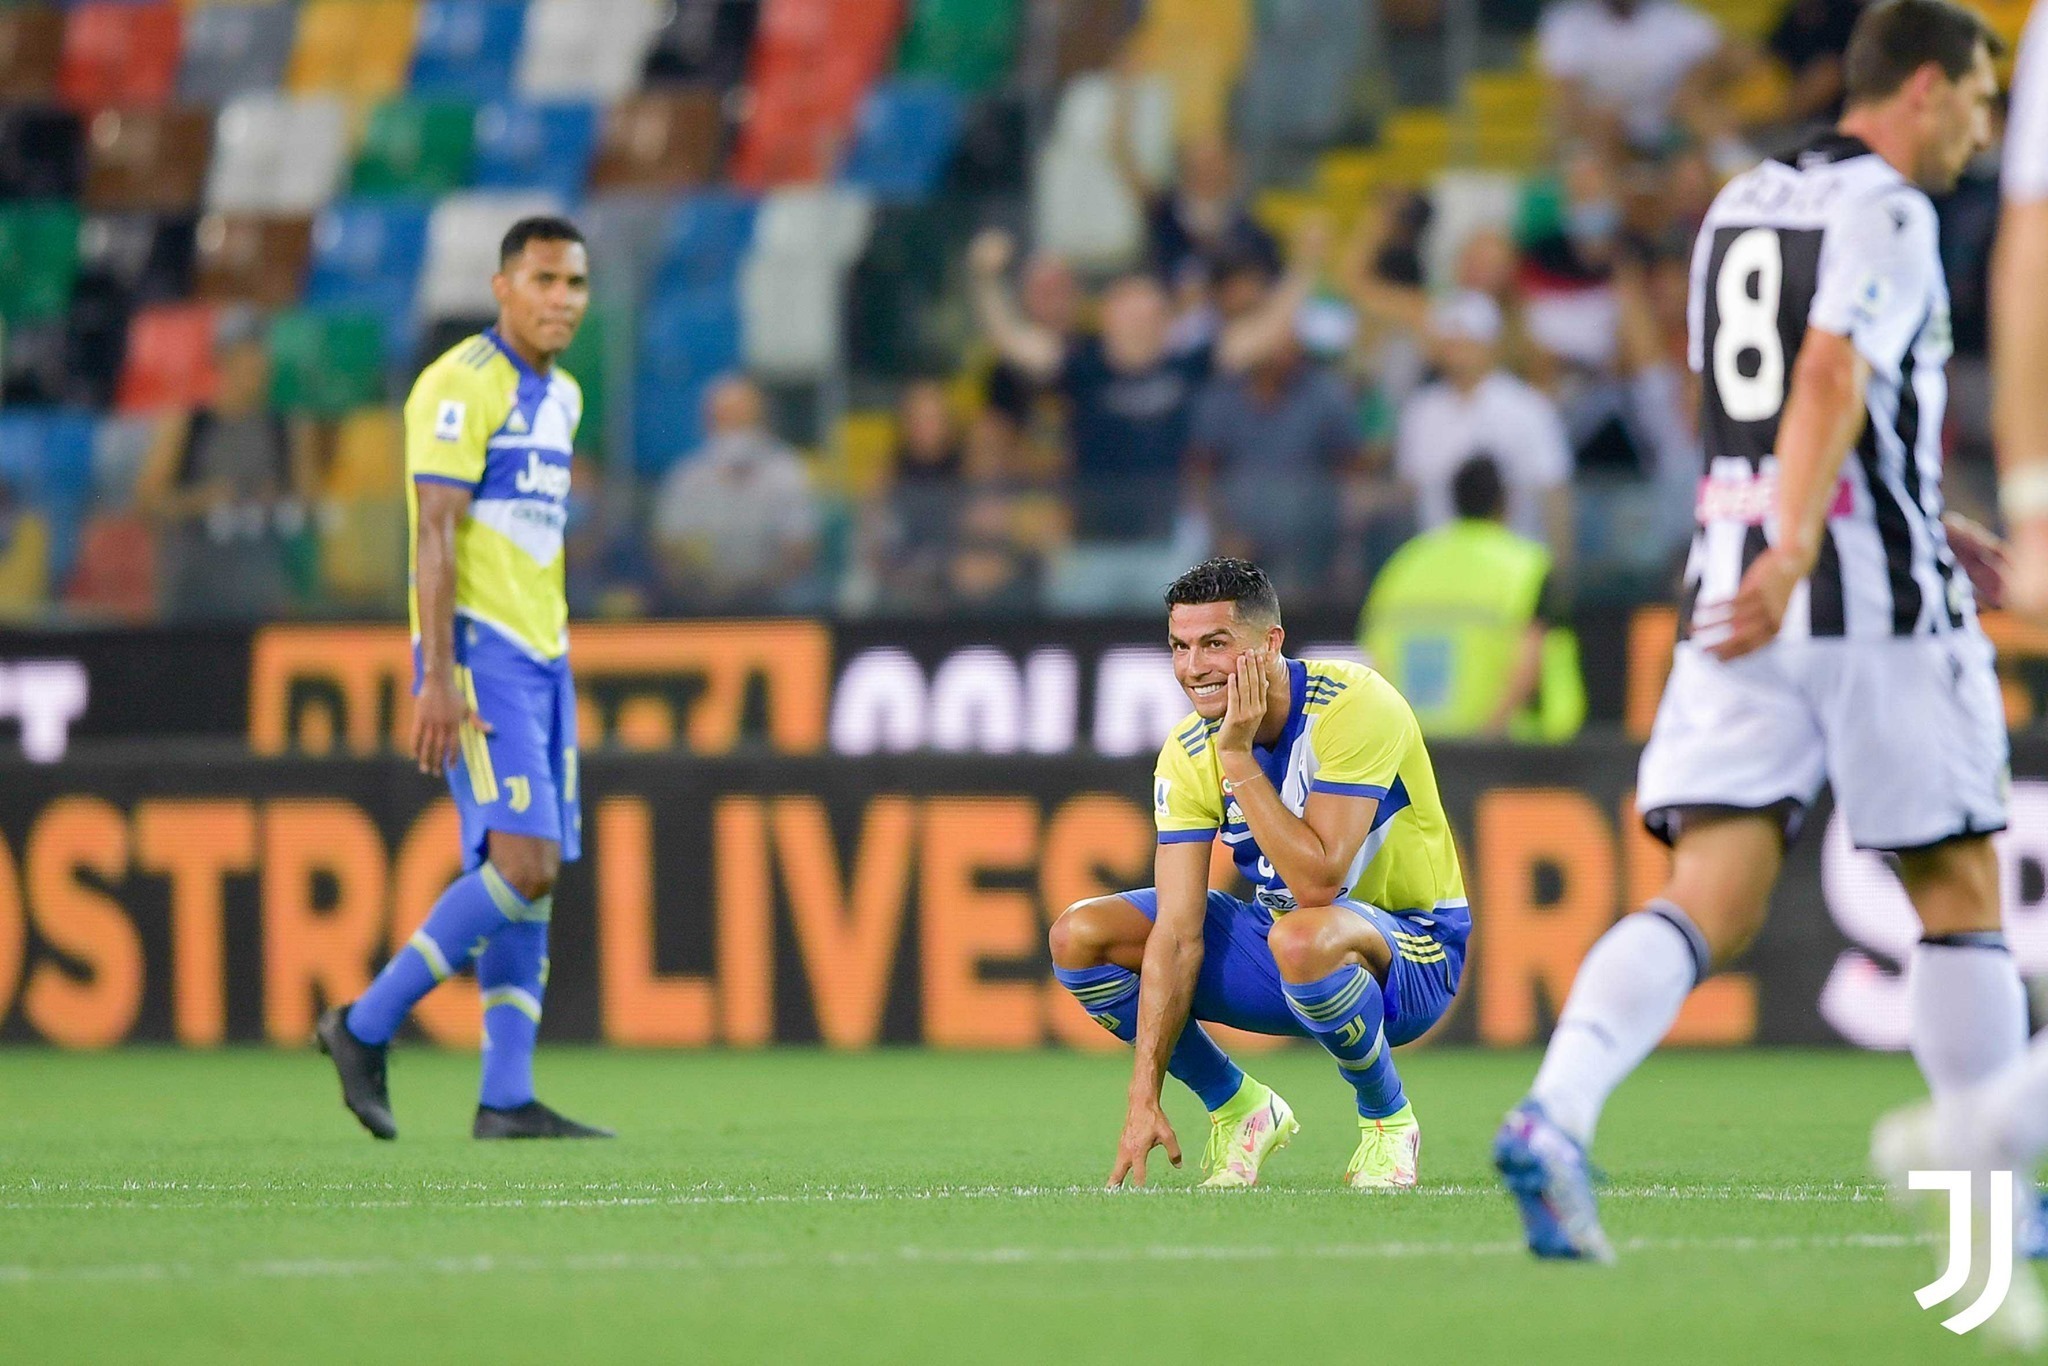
1530;901;1709;1146
1980;1035;2048;1171
1910;936;2028;1098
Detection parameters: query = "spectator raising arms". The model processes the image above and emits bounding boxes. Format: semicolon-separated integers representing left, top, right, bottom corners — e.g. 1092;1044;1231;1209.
650;375;820;612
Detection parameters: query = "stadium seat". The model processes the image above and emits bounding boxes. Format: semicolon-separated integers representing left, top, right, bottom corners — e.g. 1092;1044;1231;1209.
0;201;81;327
60;2;182;113
894;0;1019;95
472;99;598;201
116;302;219;414
194;213;315;308
288;0;421;103
177;2;299;108
1236;0;1369;182
844;200;964;380
91;413;155;510
6;279;129;409
1028;76;1171;271
0;406;93;585
268;309;388;417
641;0;758;90
577;190;673;300
839;80;961;203
0;106;84;200
741;186;871;379
419;190;562;318
516;0;665;101
409;0;527;102
555;302;608;452
1129;0;1251;147
77;211;197;308
318;493;407;608
64;510;156;622
633;285;741;473
0;503;52;621
304;199;430;360
206;93;350;214
942;91;1027;194
588;90;724;192
83;106;213;213
352;99;478;196
731;0;905;190
1042;0;1135;86
0;4;63;104
651;190;757;291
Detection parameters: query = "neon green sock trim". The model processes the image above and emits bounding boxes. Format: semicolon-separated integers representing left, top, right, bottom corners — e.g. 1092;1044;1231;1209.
1363;1101;1417;1129
1210;1075;1266;1122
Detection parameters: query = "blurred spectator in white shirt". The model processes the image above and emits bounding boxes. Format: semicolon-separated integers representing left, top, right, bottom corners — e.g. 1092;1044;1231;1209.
651;375;820;611
1538;0;1740;155
1396;293;1575;570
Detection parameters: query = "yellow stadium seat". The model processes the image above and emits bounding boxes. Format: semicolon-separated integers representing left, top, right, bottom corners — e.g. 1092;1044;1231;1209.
1130;0;1251;148
288;0;419;104
831;410;897;500
324;408;404;499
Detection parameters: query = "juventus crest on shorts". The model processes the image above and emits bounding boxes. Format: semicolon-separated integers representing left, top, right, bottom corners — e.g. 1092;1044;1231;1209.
1682;132;1969;641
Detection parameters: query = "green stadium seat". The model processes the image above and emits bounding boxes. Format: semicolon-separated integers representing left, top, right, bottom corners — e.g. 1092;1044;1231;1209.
352;99;477;197
0;201;81;327
895;0;1020;95
556;302;608;457
268;309;388;418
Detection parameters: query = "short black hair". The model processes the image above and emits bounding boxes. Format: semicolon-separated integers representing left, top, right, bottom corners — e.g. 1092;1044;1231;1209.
1452;455;1507;521
1164;557;1281;626
1843;0;2000;108
499;215;586;269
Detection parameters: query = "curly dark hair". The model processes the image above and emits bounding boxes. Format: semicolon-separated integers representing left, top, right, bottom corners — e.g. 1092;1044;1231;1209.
1163;557;1281;626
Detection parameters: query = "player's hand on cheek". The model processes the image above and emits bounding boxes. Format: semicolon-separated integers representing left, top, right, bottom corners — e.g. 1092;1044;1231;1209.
1217;649;1265;754
1107;1100;1181;1189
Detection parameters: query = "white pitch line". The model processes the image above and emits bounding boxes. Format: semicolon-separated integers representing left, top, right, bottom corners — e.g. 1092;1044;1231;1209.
0;1231;1938;1288
0;1179;1895;1213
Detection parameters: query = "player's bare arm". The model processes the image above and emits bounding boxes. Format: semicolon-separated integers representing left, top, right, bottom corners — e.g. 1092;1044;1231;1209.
1994;197;2048;620
410;478;488;775
1698;328;1869;660
1214;649;1380;909
1107;836;1209;1189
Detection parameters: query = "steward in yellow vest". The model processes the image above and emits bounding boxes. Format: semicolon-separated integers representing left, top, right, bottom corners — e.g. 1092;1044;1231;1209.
1360;456;1585;741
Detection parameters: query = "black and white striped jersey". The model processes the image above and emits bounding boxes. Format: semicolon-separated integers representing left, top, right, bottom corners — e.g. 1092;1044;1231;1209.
1680;133;1969;641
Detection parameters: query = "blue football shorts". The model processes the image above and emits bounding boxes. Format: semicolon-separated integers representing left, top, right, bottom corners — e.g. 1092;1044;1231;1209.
1116;888;1465;1045
433;619;582;871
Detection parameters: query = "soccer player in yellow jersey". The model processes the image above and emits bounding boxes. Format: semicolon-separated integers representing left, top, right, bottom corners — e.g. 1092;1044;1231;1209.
318;217;611;1141
1051;558;1469;1189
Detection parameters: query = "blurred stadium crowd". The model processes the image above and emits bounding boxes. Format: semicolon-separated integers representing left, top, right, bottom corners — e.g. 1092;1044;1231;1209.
0;0;2028;624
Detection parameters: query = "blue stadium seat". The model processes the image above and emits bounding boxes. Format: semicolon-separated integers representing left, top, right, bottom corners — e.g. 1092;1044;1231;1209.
839;80;963;203
410;1;529;101
304;199;432;364
0;408;95;580
472;99;599;201
633;286;740;473
651;191;757;291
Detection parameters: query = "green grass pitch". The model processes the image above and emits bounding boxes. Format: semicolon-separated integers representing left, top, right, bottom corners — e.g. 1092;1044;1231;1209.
0;1046;2005;1364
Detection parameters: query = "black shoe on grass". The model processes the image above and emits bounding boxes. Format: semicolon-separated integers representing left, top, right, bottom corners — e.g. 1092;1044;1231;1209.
316;1005;396;1140
473;1100;615;1140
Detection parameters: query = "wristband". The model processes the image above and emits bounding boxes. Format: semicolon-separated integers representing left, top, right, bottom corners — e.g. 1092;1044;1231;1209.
1220;771;1267;798
2001;465;2048;522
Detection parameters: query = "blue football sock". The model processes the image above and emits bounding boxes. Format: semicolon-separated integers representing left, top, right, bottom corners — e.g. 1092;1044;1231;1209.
478;920;549;1109
347;864;529;1046
1054;964;1245;1111
1282;965;1407;1119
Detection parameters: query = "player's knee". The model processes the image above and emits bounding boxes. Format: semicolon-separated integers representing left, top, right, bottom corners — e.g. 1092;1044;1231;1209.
1049;897;1114;969
490;842;559;904
1267;914;1343;983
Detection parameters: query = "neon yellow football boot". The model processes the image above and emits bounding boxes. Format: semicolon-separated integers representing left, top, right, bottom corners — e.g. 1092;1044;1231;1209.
1345;1102;1421;1189
1199;1080;1299;1189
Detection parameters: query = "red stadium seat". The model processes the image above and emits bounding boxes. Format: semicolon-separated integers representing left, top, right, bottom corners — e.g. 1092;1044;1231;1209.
731;0;903;189
117;302;219;414
60;2;183;113
0;4;64;103
65;511;157;622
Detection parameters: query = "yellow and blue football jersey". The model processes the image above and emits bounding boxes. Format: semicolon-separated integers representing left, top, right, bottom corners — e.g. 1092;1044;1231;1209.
1152;658;1467;924
404;329;582;661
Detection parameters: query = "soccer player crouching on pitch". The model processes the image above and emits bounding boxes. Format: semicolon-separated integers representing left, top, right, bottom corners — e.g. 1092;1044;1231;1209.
317;216;612;1141
1051;558;1470;1189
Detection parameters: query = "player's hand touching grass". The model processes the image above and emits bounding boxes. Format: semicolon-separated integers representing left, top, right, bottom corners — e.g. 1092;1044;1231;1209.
1108;1098;1181;1189
411;669;490;776
1217;648;1269;753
